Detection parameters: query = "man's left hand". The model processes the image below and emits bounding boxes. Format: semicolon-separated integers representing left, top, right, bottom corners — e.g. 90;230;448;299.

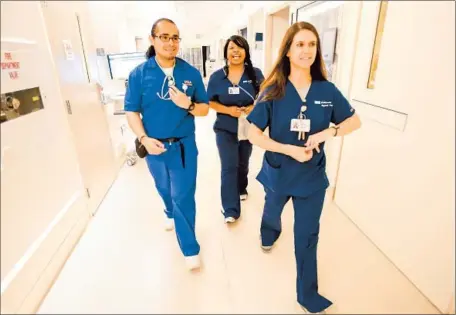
169;85;191;110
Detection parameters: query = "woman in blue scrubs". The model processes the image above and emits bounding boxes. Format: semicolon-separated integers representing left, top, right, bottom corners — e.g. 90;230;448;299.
124;18;209;271
207;35;264;224
247;22;361;313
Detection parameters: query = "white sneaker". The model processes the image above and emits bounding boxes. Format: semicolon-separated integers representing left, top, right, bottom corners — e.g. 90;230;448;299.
164;215;174;231
300;305;326;314
185;255;201;271
224;216;236;224
240;193;248;201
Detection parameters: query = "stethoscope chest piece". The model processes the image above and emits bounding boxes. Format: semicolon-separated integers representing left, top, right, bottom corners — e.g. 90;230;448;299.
167;76;175;87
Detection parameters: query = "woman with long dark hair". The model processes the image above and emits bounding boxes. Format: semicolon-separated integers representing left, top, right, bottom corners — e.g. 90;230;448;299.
207;35;265;224
247;22;361;313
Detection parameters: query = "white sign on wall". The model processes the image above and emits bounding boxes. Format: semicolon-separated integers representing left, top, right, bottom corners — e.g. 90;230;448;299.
62;40;75;60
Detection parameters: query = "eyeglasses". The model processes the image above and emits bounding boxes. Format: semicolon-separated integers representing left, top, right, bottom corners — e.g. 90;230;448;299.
153;34;182;43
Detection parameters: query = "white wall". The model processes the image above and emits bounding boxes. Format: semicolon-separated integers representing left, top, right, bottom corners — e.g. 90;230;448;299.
0;1;84;280
87;1;131;54
1;1;89;312
247;8;265;70
334;1;455;312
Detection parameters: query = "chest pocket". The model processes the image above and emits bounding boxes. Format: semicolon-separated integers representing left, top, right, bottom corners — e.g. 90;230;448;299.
184;85;195;100
142;75;159;100
142;82;156;98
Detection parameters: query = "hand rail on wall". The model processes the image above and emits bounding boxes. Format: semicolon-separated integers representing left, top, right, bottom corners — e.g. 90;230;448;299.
352;98;407;116
352;98;408;132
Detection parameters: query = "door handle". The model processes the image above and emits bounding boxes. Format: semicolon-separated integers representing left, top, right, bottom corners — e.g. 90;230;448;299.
65;100;72;115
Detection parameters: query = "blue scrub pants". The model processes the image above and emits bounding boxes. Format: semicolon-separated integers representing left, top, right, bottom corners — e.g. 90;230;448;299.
215;130;252;219
260;187;332;313
145;136;200;257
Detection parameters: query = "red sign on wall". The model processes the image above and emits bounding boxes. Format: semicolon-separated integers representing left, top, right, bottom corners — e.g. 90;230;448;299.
1;52;21;80
8;71;19;79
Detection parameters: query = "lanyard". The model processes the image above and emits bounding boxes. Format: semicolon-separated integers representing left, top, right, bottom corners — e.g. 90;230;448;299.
298;100;308;140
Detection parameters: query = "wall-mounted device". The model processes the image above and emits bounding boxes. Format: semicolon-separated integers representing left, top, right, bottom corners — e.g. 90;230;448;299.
255;32;263;50
0;87;44;124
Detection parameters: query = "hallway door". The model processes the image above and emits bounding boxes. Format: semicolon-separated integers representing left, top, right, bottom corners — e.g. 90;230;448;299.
41;1;117;215
265;6;290;75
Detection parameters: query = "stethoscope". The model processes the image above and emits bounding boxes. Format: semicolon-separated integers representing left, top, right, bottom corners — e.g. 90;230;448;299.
157;75;190;101
155;57;189;101
157;75;175;100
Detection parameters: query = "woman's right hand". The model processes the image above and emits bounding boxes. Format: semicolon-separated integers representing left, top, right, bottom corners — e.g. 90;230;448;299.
284;144;313;163
228;106;243;118
142;137;167;155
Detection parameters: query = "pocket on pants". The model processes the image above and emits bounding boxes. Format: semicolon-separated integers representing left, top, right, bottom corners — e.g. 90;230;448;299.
258;152;282;192
179;142;186;168
179;138;198;171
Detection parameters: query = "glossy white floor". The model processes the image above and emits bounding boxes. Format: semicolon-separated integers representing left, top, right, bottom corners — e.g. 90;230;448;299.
37;112;440;314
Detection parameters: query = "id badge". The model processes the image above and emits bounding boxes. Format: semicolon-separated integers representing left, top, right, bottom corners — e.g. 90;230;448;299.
228;87;240;95
290;119;311;132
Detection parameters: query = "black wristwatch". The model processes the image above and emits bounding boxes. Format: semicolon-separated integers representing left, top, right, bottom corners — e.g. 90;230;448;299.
187;102;196;112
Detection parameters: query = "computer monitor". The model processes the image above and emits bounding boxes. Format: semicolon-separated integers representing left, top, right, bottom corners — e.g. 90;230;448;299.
107;52;147;81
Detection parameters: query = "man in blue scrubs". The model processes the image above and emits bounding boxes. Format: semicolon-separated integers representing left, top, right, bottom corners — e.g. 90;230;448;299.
124;18;209;271
247;22;361;313
207;35;264;223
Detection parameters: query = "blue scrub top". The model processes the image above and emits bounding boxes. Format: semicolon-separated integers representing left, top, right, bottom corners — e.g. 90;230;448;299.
247;80;355;198
124;57;209;139
207;67;264;134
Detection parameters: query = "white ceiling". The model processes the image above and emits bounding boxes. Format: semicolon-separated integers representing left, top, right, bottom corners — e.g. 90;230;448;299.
121;1;266;43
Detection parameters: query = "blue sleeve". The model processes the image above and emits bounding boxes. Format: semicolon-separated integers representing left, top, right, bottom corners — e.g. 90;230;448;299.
255;68;265;84
193;70;209;104
331;84;356;125
124;68;142;112
247;92;271;131
206;73;218;102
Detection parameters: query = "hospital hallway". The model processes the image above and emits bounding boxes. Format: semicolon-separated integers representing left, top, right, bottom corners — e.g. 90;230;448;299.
34;112;438;314
1;1;454;314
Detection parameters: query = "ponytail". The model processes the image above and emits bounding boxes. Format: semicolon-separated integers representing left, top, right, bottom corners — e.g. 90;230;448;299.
145;45;155;59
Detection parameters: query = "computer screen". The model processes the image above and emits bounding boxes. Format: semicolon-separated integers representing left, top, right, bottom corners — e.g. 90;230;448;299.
107;52;147;80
